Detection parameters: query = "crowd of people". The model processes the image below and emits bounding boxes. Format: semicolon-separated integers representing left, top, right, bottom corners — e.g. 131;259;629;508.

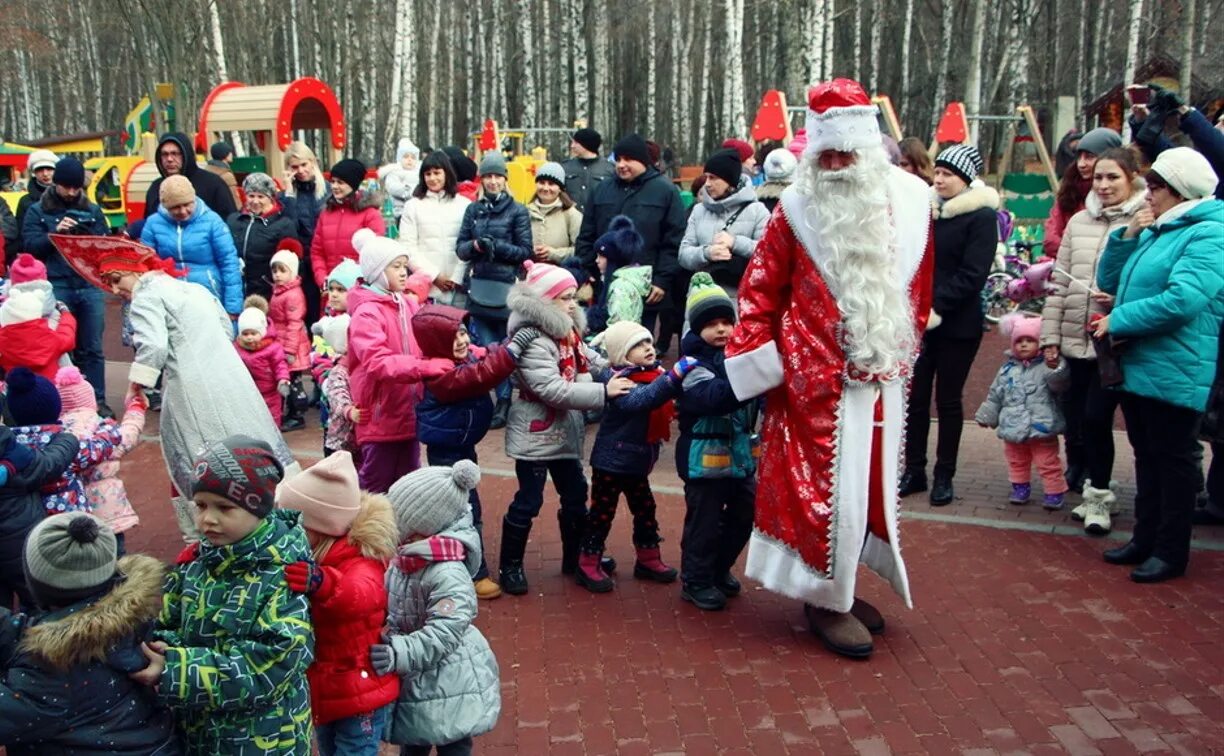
0;76;1221;751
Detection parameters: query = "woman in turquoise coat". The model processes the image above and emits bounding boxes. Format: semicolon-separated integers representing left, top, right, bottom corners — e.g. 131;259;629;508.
1093;148;1224;583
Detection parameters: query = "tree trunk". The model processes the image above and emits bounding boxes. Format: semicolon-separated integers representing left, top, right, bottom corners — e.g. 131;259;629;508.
900;0;915;115
592;1;609;129
965;0;988;142
1180;0;1195;98
493;0;509;121
805;0;826;87
570;0;588;125
870;0;882;94
429;0;444;146
646;4;657;136
822;0;835;80
386;0;409;155
853;0;863;83
1122;0;1143;140
695;4;714;156
1077;0;1089;126
516;0;536;126
723;0;746;138
929;0;954;136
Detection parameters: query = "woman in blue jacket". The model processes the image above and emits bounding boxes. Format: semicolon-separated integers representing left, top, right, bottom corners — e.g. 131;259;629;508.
140;174;244;316
1093;148;1224;583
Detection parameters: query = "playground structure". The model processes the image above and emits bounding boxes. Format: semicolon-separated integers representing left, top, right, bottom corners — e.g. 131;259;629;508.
468;119;573;203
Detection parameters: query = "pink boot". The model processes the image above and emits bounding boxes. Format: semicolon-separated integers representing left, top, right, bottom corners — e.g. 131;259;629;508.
633;546;678;583
576;552;614;593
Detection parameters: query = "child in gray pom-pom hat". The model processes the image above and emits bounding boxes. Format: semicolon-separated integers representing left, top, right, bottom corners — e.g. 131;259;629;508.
374;460;502;753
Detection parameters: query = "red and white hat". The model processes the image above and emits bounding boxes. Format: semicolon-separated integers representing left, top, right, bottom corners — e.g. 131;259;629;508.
522;260;577;301
804;78;881;156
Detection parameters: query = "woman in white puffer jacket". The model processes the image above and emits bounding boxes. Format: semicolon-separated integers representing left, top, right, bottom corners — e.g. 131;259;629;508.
399;151;472;305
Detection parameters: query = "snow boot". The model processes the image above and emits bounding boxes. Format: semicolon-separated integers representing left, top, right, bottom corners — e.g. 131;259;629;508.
1080;481;1116;535
576;552;614;593
1009;482;1032;505
498;517;532;596
558;511;583;575
632;546;678;583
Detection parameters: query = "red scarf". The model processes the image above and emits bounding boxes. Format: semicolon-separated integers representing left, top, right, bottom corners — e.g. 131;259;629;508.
393;535;467;574
555;329;590;382
628;367;675;444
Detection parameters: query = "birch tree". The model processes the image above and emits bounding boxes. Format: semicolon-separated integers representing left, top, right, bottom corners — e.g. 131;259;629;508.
870;0;883;94
592;2;609;129
646;5;657;136
899;0;915;112
1122;0;1143;140
386;0;410;154
570;0;588;125
929;0;954;136
853;1;863;83
822;0;835;80
804;0;826;87
964;0;988;142
695;5;714;156
516;0;537;126
723;0;747;138
1180;0;1195;98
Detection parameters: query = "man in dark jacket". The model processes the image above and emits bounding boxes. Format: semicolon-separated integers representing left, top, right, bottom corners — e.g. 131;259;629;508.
143;132;237;219
10;149;59;264
575;133;685;334
561;128;614;212
21;158;112;415
1130;84;1224;200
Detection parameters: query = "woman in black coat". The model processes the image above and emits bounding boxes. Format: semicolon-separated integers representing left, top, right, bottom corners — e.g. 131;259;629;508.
901;145;1000;505
227;172;298;299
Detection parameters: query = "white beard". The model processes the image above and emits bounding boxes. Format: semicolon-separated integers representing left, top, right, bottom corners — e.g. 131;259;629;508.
794;146;914;377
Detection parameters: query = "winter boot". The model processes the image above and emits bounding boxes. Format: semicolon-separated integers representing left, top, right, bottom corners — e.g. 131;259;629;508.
898;468;927;497
1080;482;1116;535
1042;492;1066;511
490;397;512;430
633;546;678;583
715;571;742;597
804;605;873;659
558;511;583;575
929;475;955;506
576;552;614;593
1009;482;1032;505
681;582;727;611
498;517;533;596
171;496;201;544
850;597;886;635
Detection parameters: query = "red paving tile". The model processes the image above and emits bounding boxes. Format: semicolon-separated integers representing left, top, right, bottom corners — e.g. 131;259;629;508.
89;337;1224;753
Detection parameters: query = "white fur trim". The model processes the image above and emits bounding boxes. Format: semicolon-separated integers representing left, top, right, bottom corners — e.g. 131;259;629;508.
805;105;882;155
128;361;161;388
725;340;783;401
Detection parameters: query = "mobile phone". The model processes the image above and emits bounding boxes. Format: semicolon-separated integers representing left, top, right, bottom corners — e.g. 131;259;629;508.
1126;85;1150;106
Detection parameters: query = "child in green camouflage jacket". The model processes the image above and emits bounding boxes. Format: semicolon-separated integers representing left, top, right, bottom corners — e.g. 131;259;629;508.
130;435;315;755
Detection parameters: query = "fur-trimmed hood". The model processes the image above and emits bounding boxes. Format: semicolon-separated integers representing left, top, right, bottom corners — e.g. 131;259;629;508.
507;280;586;339
19;555;163;671
754;180;789;200
326;188;384;213
345;491;399;560
1084;176;1147;220
933;181;1000;220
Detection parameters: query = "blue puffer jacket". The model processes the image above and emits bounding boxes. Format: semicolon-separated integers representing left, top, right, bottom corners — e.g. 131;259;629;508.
590;364;682;476
1096;198;1224;411
675;331;760;481
141;201;244;314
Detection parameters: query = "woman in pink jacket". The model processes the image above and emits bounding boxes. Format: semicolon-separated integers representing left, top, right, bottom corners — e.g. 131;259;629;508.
346;229;454;493
310;159;386;289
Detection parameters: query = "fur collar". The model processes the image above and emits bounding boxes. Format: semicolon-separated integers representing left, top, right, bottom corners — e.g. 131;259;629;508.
326;189;384;212
345;492;399;560
933;182;1000;220
507;281;585;339
19;555;163;671
754;181;788;200
1085;177;1147;220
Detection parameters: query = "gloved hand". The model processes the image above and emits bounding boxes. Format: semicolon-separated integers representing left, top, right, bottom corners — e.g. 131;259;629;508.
370;640;397;676
507;327;542;360
1148;82;1184;112
478;237;496;256
670;356;698;381
277;380;291;397
284;561;326;596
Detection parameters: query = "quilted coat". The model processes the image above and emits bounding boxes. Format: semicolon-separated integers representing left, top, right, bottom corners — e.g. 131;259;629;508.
270;279;311;370
226;205;298;299
302;493;401;726
589;364;682;476
383;515;500;746
141;200;245;315
399;191;471;304
235;336;290;425
309;191;386;288
975;353;1071;442
1040;181;1146;359
0;310;77;380
455;191;533;320
678;178;771;291
1096;198;1224;412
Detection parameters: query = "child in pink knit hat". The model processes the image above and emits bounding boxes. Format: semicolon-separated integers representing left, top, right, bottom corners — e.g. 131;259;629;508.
54;367;148;554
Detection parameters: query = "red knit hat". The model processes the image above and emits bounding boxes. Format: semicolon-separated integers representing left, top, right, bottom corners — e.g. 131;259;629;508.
9;254;47;284
721;138;755;163
55;367;97;414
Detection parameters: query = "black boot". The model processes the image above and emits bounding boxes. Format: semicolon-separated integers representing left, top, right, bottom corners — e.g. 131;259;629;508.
1064;463;1086;495
498;517;532;595
558;511;583;575
929;474;954;506
490;397;511;430
898;468;927;497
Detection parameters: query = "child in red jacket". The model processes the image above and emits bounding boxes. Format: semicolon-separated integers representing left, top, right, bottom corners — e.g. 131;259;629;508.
235;305;291;425
269;241;311;432
276;451;400;753
0;288;76;380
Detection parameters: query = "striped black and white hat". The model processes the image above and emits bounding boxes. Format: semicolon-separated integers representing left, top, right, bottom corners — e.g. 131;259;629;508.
935;145;984;184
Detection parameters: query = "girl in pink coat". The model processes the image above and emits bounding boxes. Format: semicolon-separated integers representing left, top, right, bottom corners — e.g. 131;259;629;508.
309;159;386;289
234;305;291;425
346;229;453;493
269;241;311;431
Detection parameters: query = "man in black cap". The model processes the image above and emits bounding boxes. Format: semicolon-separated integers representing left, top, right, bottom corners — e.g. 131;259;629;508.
561;127;614;212
575;132;686;336
20;157;113;416
143;133;238;219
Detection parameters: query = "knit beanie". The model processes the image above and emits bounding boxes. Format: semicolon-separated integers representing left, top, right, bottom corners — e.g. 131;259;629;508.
1076;127;1122;157
52;157;86;189
478;152;508;178
1001;313;1042;348
593;215;644;268
721;138;755;163
190;435;284;518
686;272;736;333
9;253;48;284
601;321;654;366
242;171;277;198
210;142;234;161
312;313;351;354
612;133;651;167
330;159;367;192
522;260;577;301
54;366;97;414
327;259;362;291
387;460;481;537
24;513;118;608
572;128;602;154
704;148;744;187
237;307;268;337
535;162;566;187
443;146;478;182
0;288;46;326
1150;147;1219;200
277;452;362;537
270;249;300;278
5;367;61;426
27;149;58;172
763;148;798;181
934;144;984;185
396;138;420;162
352;228;406;288
160;174;196;207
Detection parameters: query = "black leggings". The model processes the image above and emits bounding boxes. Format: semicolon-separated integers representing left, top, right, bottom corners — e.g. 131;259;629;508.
1061;357;1121;486
905;333;982;478
582;469;661;553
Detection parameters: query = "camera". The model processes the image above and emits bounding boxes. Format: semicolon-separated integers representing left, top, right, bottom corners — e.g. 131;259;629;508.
64;209;94;233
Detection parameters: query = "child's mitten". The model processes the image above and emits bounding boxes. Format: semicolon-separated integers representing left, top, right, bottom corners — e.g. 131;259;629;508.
671;356;698;382
284;561;327;597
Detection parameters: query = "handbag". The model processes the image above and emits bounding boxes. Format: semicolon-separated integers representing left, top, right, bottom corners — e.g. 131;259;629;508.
466;277;513;310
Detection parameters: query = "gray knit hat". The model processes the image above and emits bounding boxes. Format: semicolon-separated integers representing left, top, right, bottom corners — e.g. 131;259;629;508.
1076;127;1122;157
387;460;481;537
24;513;117;607
535;161;566;187
242;171;278;198
478;152;508;177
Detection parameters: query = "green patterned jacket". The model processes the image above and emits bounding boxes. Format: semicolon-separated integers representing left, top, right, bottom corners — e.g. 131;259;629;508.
153;509;315;755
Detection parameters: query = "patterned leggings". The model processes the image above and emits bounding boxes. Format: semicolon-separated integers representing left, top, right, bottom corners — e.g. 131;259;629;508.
582;469;661;553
